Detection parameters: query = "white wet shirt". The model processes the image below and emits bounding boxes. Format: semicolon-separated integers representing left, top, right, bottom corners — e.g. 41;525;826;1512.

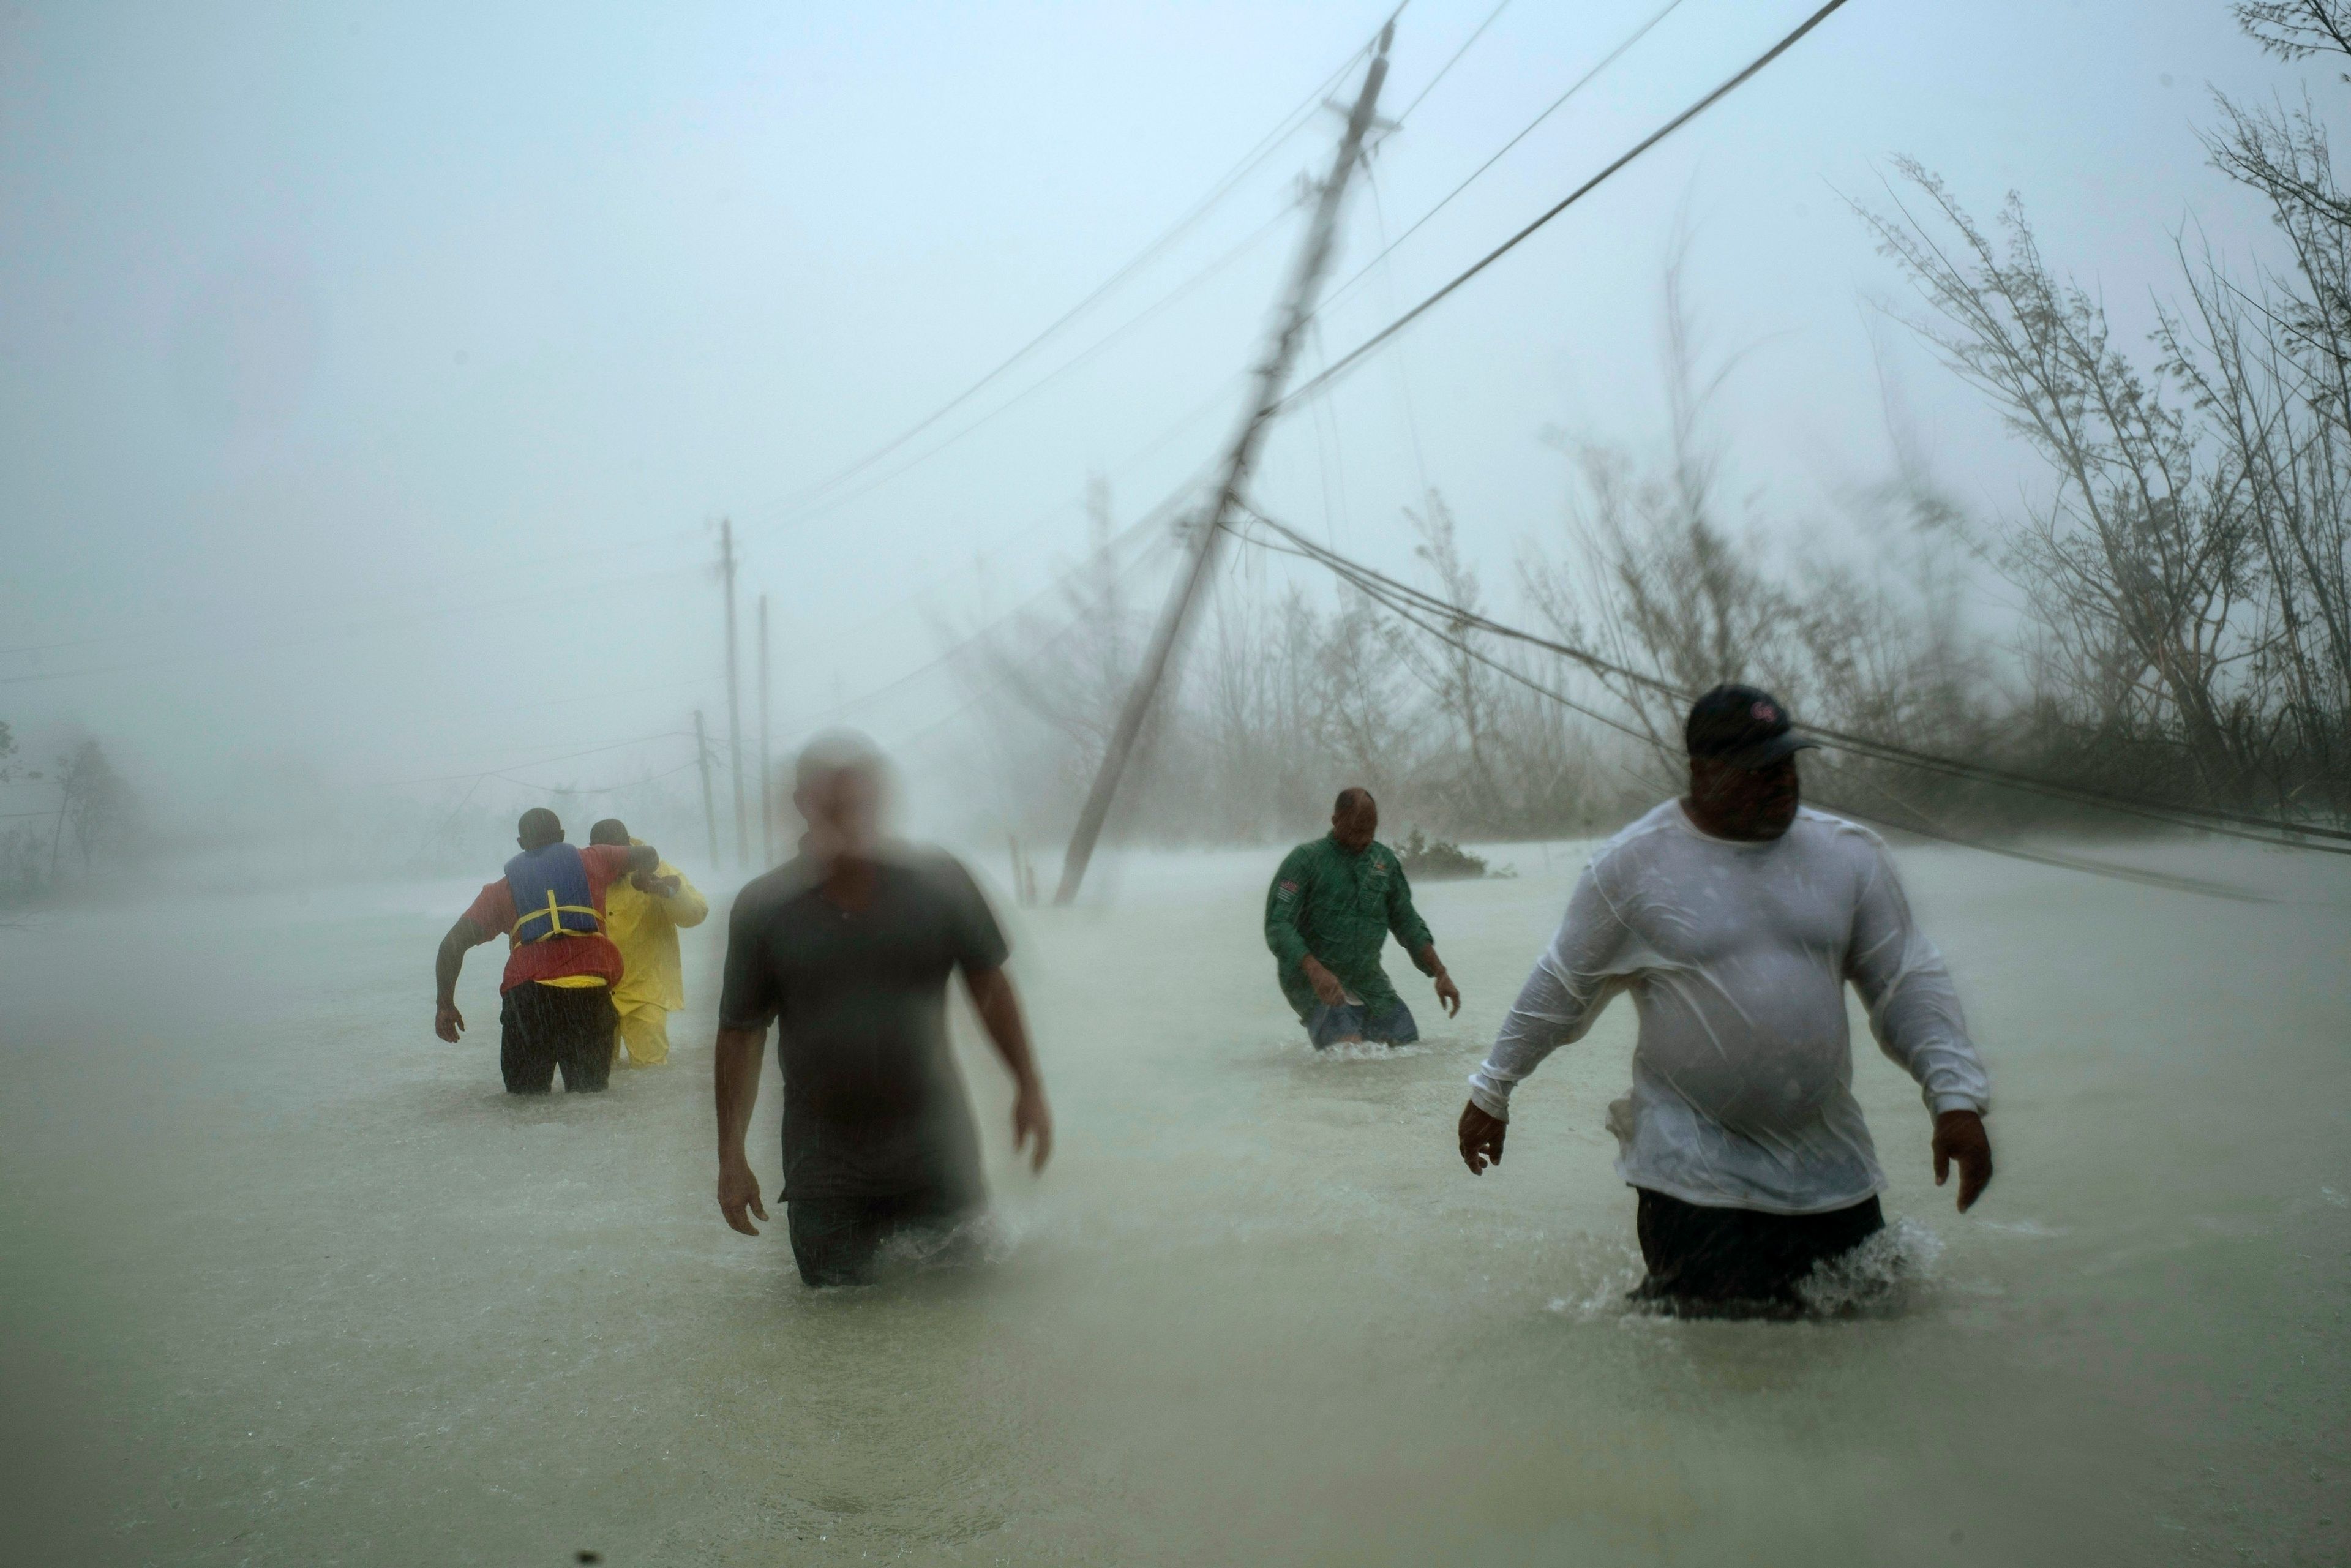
1468;800;1990;1215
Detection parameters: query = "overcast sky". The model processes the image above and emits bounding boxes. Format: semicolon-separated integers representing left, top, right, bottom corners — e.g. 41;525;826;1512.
0;0;2324;835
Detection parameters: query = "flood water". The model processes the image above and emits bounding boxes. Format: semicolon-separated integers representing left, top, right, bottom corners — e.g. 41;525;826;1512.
3;835;2347;1566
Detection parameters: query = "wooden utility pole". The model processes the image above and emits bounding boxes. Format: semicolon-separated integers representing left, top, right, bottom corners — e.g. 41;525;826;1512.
692;708;720;868
758;591;774;867
1054;24;1394;905
721;517;749;867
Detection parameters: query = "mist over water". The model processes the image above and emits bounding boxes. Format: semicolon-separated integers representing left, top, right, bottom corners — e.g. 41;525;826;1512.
4;836;2344;1565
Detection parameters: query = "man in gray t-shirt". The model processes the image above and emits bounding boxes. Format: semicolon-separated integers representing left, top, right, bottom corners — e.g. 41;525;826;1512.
714;732;1052;1288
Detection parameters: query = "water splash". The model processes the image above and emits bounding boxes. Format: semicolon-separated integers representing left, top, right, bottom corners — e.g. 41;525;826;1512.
858;1207;1031;1280
1546;1246;1651;1322
1297;1038;1428;1065
1540;1218;1946;1322
1796;1217;1943;1316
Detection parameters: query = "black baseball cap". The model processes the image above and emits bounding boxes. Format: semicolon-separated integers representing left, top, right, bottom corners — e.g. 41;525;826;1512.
1684;683;1819;771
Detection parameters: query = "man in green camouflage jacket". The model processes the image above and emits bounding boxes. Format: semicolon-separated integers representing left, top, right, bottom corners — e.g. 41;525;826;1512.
1264;787;1461;1048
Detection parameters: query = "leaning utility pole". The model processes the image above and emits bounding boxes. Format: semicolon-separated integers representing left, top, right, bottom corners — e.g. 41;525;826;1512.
757;591;774;866
720;517;749;868
1054;23;1393;904
692;708;720;868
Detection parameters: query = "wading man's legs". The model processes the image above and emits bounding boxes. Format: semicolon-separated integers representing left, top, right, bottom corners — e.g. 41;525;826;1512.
500;986;616;1094
1630;1188;1886;1318
785;1191;975;1288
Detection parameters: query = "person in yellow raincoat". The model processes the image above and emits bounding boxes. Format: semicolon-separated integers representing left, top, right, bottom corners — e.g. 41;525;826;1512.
588;818;708;1067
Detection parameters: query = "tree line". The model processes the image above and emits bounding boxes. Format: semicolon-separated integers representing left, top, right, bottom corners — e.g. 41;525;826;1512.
0;721;138;907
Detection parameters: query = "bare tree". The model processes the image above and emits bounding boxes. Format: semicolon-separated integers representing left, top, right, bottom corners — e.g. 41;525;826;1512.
1859;163;2260;804
2234;0;2351;67
1397;492;1510;826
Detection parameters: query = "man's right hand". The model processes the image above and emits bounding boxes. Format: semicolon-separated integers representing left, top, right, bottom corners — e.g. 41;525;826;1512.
1300;955;1348;1008
433;1002;465;1043
1458;1099;1507;1174
1932;1109;1994;1212
718;1157;769;1236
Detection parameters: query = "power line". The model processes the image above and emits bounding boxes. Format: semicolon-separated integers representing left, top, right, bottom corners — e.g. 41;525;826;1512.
1317;0;1690;326
1361;168;1434;499
768;481;1198;743
1054;24;1399;904
1827;765;2271;903
1237;517;2282;898
752;20;1397;531
1229;505;2351;854
820;390;1234;652
1391;0;1516;124
745;2;1525;549
1236;503;2351;849
1280;0;1854;415
866;508;1192;763
743;209;1292;547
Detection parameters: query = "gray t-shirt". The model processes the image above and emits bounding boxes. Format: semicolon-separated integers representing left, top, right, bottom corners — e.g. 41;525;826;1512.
719;847;1009;1204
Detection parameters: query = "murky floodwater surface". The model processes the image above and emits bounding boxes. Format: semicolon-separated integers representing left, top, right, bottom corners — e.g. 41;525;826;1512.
3;839;2345;1564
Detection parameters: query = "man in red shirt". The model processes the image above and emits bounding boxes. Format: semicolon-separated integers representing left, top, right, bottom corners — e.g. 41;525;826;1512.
433;807;662;1093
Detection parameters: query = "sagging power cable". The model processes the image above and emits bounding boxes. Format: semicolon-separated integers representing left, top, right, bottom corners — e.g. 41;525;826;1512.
1390;0;1517;124
1830;765;2272;902
769;476;1201;740
1229;505;2351;856
1316;0;1691;327
1280;0;1854;415
758;17;1400;531
1235;517;2281;899
751;209;1293;543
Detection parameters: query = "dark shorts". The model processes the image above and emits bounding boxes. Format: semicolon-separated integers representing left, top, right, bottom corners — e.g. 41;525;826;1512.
1631;1188;1885;1319
1306;997;1419;1049
784;1190;979;1288
498;983;618;1095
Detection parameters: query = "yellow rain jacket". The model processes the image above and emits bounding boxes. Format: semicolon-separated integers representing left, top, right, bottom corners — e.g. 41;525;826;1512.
604;842;708;1013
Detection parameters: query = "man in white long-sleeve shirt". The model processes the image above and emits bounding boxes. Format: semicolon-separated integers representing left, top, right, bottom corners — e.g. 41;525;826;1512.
1457;684;1994;1317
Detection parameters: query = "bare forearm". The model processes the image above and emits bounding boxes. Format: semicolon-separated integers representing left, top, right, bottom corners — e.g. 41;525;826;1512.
1412;943;1446;977
966;969;1041;1089
713;1026;766;1161
435;917;490;1007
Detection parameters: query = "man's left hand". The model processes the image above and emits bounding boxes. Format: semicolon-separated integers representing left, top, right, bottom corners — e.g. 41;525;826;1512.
1433;970;1461;1018
1012;1081;1054;1174
1932;1109;1993;1212
433;1002;465;1043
